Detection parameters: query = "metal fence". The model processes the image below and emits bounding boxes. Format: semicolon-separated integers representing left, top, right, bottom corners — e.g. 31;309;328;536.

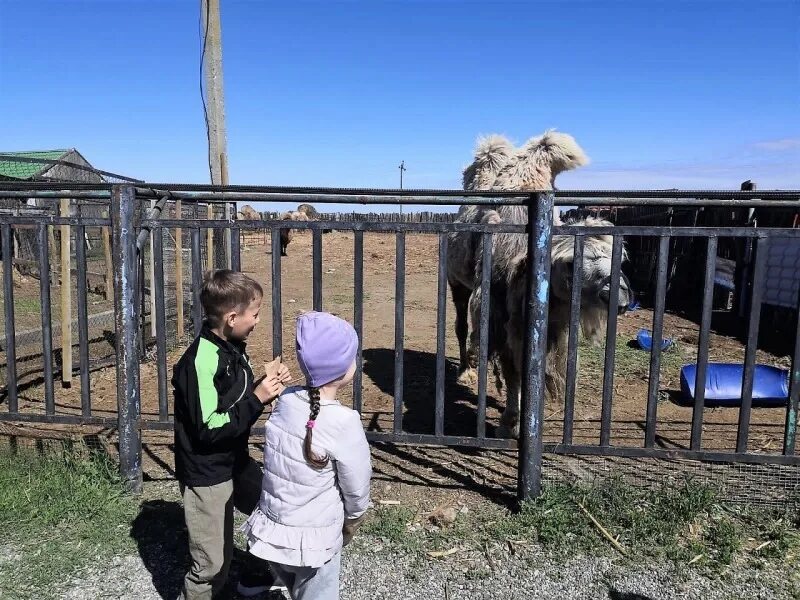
0;182;799;503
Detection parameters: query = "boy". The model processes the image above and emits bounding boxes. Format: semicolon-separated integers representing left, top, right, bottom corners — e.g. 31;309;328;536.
172;270;291;599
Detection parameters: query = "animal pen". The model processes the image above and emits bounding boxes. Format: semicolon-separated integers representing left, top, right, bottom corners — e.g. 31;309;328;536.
0;182;798;506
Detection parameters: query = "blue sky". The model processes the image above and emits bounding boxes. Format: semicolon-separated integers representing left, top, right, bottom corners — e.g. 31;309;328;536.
1;0;798;212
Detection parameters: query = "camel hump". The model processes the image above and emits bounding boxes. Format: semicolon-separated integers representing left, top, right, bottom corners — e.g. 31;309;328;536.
521;129;590;171
463;134;515;190
473;134;514;165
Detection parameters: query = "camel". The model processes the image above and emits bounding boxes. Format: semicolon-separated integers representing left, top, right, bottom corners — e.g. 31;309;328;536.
237;204;262;220
297;203;320;219
447;130;631;437
278;210;310;256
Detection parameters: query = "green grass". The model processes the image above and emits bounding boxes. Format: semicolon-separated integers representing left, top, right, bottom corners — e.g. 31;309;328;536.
0;442;138;599
362;505;418;544
361;478;800;576
580;334;688;380
13;297;41;316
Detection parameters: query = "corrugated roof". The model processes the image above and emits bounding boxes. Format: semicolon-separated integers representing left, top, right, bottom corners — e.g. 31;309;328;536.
0;149;70;180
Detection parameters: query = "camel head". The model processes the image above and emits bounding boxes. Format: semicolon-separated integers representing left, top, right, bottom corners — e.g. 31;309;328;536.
549;218;631;320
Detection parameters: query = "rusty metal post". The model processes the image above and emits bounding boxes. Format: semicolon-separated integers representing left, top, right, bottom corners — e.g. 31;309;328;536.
518;192;553;503
111;185;142;493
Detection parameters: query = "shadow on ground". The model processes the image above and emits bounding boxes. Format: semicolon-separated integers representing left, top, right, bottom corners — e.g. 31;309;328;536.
130;500;283;600
361;347;505;438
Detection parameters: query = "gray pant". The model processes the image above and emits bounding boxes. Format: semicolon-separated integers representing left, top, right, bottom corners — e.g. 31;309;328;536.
268;552;341;600
179;458;264;600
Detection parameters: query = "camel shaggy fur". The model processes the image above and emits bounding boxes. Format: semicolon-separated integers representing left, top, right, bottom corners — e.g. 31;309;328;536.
447;130;631;437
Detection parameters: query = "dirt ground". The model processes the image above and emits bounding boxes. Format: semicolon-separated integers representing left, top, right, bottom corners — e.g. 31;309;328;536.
3;229;796;459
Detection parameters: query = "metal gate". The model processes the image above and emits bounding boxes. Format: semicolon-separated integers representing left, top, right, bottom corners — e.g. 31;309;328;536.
0;182;798;502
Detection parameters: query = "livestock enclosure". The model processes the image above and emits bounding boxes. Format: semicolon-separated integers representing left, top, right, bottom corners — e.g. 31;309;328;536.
0;182;799;506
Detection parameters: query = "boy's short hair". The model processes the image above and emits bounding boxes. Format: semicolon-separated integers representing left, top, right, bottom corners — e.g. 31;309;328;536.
201;270;263;327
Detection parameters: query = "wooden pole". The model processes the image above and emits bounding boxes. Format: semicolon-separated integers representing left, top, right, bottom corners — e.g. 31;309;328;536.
175;199;184;340
60;198;72;386
201;0;229;268
149;198;157;338
102;210;113;300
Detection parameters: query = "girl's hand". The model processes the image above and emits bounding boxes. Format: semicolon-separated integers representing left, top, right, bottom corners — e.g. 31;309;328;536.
254;376;284;405
342;515;366;546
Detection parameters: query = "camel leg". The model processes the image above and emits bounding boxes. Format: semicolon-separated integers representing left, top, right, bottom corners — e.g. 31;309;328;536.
497;351;520;439
450;282;477;386
466;285;482;371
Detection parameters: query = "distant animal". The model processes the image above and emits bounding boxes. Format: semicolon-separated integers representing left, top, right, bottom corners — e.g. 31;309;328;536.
278;210;310;256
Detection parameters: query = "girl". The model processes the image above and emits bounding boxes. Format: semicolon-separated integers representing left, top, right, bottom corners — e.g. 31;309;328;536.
243;311;372;600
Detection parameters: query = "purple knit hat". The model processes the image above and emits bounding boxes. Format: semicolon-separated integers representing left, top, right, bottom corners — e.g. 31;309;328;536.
296;311;359;387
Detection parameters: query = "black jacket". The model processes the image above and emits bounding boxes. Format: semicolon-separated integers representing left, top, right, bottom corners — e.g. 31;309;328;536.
172;325;264;486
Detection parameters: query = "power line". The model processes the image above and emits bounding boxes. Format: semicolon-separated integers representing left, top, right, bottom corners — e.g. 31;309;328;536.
199;0;213;181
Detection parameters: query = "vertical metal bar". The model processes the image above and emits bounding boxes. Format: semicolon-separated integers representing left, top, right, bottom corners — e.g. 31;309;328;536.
153;226;169;422
224;202;233;269
519;192;553;502
783;277;800;455
353;231;364;413
312;228;322;311
737;236;768;453
562;234;584;445
175;198;185;341
435;233;448;438
393;231;405;434
271;227;283;358
37;223;55;415
149;198;157;339
59;198;72;386
476;233;492;439
2;224;18;412
206;203;214;268
191;228;203;337
599;235;624;447
644;235;670;447
690;236;718;450
111;185;142;493
231;225;241;272
74;224;91;416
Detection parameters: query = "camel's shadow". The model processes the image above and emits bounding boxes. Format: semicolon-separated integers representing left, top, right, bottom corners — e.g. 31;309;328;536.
361;347;505;438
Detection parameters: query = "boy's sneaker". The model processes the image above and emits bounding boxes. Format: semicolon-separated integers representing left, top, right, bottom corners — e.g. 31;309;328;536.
237;570;287;596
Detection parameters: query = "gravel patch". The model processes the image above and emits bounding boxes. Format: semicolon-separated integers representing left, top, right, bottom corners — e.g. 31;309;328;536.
51;540;795;600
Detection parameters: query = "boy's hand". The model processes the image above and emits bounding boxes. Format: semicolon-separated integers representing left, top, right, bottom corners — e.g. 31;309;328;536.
277;362;291;384
265;356;292;384
254;376;283;405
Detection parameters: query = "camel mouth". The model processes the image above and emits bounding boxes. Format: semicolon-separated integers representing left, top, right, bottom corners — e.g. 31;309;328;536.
597;273;632;316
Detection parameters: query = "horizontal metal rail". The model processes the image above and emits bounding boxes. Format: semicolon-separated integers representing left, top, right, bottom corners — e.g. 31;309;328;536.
0;182;798;206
